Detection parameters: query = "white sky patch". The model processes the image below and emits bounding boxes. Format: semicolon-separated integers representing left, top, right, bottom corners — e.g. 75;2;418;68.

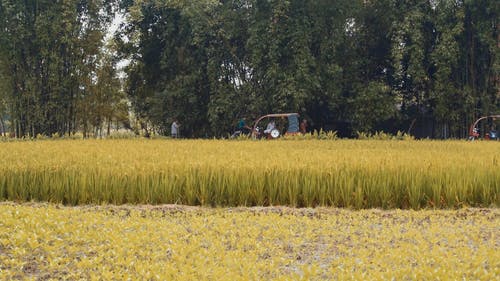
105;13;130;78
345;18;357;36
105;13;125;41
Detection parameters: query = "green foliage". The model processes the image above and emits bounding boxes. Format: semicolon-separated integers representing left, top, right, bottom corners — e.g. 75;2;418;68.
0;0;498;138
357;131;415;141
0;0;124;138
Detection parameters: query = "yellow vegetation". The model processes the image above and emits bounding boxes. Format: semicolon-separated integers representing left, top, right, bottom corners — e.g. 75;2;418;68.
0;139;498;208
0;204;498;280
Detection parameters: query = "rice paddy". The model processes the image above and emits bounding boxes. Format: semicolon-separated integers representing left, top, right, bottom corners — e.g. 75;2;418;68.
1;139;498;279
0;139;498;209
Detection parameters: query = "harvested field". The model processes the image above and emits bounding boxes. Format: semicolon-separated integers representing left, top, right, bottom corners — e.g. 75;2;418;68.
0;203;498;280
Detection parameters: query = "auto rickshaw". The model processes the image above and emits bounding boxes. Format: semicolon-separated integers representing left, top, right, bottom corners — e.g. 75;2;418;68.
251;113;300;139
468;115;499;140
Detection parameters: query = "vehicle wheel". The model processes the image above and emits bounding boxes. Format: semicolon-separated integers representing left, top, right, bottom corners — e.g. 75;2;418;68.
270;129;280;139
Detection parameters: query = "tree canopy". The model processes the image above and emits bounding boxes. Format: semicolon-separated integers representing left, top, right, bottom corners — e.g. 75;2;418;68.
1;0;498;138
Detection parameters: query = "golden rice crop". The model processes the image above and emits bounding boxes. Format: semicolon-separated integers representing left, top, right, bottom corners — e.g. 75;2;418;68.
0;139;498;208
0;204;498;280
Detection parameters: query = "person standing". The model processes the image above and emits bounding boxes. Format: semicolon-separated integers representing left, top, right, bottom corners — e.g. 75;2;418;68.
237;118;251;135
171;119;180;138
300;119;308;134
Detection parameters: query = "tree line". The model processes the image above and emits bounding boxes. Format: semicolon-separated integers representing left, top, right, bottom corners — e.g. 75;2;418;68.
1;0;498;138
0;0;128;138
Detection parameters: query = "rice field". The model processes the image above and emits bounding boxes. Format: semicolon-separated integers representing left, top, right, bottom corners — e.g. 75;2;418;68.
0;139;498;208
1;140;498;280
0;203;498;280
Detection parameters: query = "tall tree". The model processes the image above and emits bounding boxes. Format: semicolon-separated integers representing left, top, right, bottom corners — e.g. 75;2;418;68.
117;0;216;137
2;0;497;138
0;0;115;137
335;0;398;133
391;1;434;129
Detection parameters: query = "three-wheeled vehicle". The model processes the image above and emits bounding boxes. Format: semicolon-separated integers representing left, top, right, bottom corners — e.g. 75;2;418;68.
251;113;300;139
468;115;499;140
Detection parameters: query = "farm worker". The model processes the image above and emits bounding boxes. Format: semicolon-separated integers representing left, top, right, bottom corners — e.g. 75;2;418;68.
237;118;251;134
490;124;497;140
231;118;250;138
300;119;308;134
171;119;180;138
264;120;276;135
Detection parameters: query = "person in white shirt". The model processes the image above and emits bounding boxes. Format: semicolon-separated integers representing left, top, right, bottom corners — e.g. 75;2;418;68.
171;120;180;138
264;120;276;135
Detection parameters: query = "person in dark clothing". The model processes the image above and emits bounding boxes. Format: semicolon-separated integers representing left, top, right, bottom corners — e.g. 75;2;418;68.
300;119;308;134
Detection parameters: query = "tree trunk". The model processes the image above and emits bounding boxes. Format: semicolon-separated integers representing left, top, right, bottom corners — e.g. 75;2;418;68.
83;121;88;139
0;116;5;137
107;119;111;136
